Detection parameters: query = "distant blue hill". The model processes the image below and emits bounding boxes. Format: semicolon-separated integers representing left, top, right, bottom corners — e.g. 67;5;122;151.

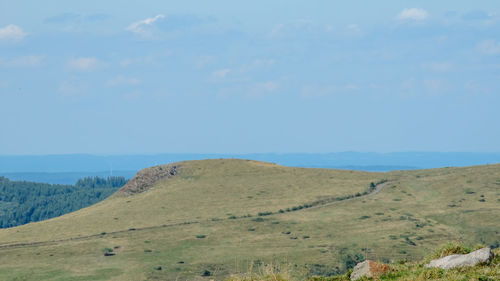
1;152;499;184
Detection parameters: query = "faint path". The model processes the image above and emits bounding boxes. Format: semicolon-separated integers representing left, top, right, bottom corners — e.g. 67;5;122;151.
0;181;390;250
303;181;389;211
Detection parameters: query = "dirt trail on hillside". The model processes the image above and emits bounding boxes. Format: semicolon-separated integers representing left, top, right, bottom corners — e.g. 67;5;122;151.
0;181;389;250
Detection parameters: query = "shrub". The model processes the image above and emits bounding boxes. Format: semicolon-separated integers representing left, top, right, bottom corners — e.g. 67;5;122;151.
144;249;152;253
429;242;473;260
359;215;371;220
102;248;113;254
258;211;273;216
405;237;417;246
102;247;115;256
195;235;206;239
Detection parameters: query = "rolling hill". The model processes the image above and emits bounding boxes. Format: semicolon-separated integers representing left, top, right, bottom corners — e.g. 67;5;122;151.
0;159;498;280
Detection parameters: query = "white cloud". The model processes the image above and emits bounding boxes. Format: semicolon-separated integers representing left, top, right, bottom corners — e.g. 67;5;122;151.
424;79;450;95
258;81;278;92
347;24;361;34
465;80;489;95
106;76;141;87
247;81;279;98
58;81;87;97
423;62;453;72
194;55;216;69
0;55;44;67
0;24;27;41
345;84;359;90
211;68;231;80
126;14;165;35
270;19;316;38
397;8;429;21
67;57;101;71
300;85;336;99
250;59;275;68
120;56;160;67
477;40;500;55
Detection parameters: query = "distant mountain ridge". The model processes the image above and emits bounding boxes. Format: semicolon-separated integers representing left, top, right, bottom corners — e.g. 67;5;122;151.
1;152;499;173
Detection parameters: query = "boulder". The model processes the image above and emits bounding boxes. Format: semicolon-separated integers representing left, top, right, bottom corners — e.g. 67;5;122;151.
426;247;494;270
350;260;389;280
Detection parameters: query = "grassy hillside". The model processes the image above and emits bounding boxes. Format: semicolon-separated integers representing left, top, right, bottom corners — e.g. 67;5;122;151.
0;159;498;280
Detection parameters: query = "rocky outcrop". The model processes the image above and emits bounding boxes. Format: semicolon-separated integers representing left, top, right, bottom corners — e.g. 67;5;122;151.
350;260;389;280
117;164;178;195
426;247;494;270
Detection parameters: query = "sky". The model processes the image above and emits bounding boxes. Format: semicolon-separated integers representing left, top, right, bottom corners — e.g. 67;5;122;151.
1;1;499;154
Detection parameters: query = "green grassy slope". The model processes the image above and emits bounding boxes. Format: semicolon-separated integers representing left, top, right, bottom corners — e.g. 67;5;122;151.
0;159;498;280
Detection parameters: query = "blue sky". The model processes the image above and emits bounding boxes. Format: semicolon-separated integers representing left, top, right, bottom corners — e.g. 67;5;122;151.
1;1;499;154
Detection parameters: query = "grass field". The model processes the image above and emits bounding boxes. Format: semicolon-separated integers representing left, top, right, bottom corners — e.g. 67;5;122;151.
0;159;498;280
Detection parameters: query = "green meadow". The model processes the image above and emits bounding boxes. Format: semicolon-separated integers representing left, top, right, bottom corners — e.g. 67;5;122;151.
0;159;498;280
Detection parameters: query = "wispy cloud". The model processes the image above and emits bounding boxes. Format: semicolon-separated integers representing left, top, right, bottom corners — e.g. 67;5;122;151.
461;10;492;21
424;79;450;95
246;81;279;98
126;14;165;35
465;80;490;95
300;85;336;99
477;40;500;55
423;62;453;72
0;55;44;67
0;24;27;42
345;84;360;90
45;13;109;24
67;57;101;71
270;19;317;38
209;59;276;83
397;8;429;21
346;24;362;35
194;55;216;69
58;81;88;97
211;69;231;80
120;56;160;67
106;76;141;87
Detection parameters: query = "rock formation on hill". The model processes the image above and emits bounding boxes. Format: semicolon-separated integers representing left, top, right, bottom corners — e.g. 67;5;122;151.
117;164;178;195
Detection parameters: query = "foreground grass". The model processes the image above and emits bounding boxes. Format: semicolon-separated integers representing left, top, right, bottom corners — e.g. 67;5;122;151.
232;244;500;281
0;159;498;280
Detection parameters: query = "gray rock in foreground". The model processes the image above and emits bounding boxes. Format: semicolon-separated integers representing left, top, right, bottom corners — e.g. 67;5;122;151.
350;260;389;280
426;247;494;270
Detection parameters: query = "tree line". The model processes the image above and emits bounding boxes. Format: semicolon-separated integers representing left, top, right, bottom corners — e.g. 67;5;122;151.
0;176;127;228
